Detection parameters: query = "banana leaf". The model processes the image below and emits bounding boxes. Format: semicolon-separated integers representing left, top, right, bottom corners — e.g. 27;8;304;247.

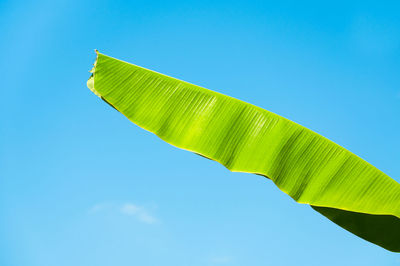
87;51;400;252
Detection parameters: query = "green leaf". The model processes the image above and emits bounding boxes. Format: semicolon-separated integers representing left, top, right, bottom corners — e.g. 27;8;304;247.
87;51;400;252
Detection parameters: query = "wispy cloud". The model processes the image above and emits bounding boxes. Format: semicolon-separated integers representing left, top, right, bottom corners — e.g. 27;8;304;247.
88;203;112;214
88;202;157;224
120;203;157;224
210;255;234;264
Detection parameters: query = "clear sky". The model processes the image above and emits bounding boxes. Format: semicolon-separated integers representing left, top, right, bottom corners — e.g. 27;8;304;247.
1;0;400;265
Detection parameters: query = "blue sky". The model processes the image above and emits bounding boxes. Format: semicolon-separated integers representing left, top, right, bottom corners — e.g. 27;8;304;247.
1;0;400;265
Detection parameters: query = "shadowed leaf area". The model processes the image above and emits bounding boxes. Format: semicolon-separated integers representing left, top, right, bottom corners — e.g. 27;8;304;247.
87;51;400;252
313;206;400;252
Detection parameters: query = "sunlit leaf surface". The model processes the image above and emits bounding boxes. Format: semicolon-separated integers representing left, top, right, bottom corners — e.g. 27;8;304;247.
87;51;400;252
